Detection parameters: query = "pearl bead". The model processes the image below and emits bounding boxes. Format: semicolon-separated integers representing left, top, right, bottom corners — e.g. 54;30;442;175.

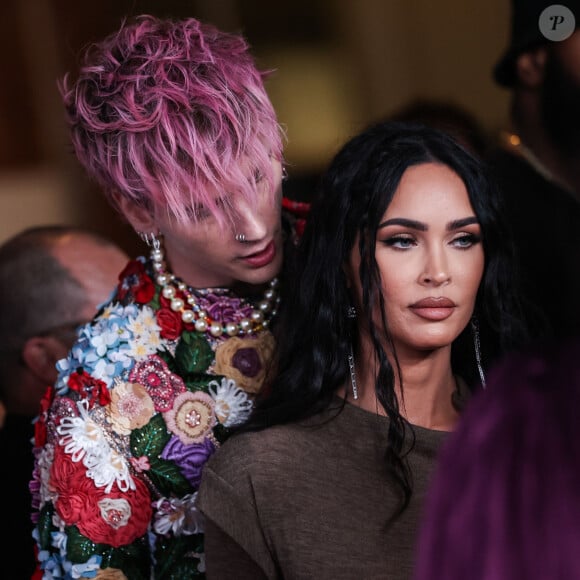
258;300;270;312
170;298;184;311
181;310;195;323
209;322;223;337
225;322;238;336
162;286;176;299
239;318;251;331
264;288;275;300
151;249;163;262
195;319;208;332
251;310;264;323
157;274;170;285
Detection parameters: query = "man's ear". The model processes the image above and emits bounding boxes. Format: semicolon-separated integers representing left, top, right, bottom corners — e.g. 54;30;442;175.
114;193;157;234
515;46;548;89
21;336;67;384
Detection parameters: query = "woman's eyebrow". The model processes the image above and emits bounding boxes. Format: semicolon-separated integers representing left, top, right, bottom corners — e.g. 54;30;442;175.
378;216;478;230
378;218;426;230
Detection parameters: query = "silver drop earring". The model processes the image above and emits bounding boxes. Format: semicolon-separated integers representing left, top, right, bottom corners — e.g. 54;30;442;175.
347;305;358;399
471;317;486;389
347;344;359;400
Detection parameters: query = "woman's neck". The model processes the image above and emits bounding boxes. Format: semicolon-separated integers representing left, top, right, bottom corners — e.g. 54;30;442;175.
345;343;460;432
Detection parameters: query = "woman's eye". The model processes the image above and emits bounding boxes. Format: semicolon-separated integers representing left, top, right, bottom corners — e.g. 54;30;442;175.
384;236;416;249
452;233;481;249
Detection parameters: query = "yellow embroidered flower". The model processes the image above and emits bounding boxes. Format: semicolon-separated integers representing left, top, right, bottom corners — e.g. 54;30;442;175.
213;331;276;394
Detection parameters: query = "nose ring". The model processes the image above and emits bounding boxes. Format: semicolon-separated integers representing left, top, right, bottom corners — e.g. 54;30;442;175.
235;233;247;243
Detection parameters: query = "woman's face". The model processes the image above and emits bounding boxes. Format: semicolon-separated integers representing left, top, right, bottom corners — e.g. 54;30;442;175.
348;162;484;354
153;158;284;288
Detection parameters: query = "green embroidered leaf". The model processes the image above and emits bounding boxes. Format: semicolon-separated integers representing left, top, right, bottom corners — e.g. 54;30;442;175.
131;413;171;458
147;456;192;497
37;503;55;550
65;525;151;578
175;331;214;375
154;534;205;579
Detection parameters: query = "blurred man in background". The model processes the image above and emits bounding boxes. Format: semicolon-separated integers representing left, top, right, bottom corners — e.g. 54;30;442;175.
488;0;580;342
0;225;128;578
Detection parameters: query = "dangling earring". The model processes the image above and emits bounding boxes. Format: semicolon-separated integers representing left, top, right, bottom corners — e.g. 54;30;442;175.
346;305;358;400
138;231;160;250
471;316;486;388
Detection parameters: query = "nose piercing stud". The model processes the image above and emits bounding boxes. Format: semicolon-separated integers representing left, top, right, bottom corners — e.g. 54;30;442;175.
235;233;247;243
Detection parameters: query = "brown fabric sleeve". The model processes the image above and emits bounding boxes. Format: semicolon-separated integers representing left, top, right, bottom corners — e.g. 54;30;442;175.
198;465;277;578
204;518;269;580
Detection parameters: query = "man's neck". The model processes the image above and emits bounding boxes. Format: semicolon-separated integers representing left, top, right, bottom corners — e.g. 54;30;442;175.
510;94;580;199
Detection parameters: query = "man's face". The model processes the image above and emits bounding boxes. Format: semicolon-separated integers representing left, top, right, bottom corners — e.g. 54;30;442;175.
541;30;580;154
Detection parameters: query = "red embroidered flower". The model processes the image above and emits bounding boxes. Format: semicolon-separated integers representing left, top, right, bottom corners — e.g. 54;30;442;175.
117;260;155;304
34;385;55;447
156;306;184;341
68;368;111;408
51;444;152;547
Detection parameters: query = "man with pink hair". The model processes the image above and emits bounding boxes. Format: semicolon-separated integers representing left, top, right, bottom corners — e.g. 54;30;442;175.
31;14;294;578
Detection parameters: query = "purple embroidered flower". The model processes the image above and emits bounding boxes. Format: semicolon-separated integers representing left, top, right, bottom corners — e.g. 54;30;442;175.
204;295;253;324
232;347;262;378
160;435;216;488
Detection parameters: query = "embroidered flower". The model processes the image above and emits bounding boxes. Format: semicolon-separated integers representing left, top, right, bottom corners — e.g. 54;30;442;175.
57;400;135;493
156;306;184;340
204;295;253;324
106;380;155;436
128;355;186;412
163;391;216;445
116;259;155;304
153;493;203;536
68;368;111;409
214;331;276;394
50;445;151;547
208;378;253;427
160;435;216;488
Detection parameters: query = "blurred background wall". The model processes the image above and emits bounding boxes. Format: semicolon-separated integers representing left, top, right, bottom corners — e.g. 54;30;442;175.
0;0;512;254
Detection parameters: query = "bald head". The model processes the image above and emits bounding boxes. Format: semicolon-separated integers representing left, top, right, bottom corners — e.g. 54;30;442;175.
0;225;128;412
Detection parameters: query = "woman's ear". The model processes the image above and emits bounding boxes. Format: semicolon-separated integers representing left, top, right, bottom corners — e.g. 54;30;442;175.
114;193;157;234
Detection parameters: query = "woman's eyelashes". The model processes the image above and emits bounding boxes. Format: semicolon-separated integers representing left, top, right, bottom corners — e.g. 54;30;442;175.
450;232;482;249
380;231;482;250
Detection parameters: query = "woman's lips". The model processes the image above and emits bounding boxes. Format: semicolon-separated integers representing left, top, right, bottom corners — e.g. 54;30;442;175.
241;240;276;268
409;297;456;321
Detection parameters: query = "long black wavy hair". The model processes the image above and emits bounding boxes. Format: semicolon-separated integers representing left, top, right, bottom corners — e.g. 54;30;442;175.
244;121;529;514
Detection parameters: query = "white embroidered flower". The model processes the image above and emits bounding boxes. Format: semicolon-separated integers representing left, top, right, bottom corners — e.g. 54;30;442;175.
84;446;135;494
57;402;108;463
208;378;253;427
98;498;132;529
57;400;135;493
37;444;56;506
152;493;204;536
126;306;161;337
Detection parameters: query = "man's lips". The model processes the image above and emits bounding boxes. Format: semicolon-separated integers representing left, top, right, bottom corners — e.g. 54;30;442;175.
240;240;276;268
409;297;456;321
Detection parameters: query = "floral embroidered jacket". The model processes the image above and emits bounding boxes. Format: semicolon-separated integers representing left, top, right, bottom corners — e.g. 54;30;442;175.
30;257;279;579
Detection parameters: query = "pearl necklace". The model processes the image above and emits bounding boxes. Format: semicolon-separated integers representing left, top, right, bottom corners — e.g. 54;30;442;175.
149;243;280;338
